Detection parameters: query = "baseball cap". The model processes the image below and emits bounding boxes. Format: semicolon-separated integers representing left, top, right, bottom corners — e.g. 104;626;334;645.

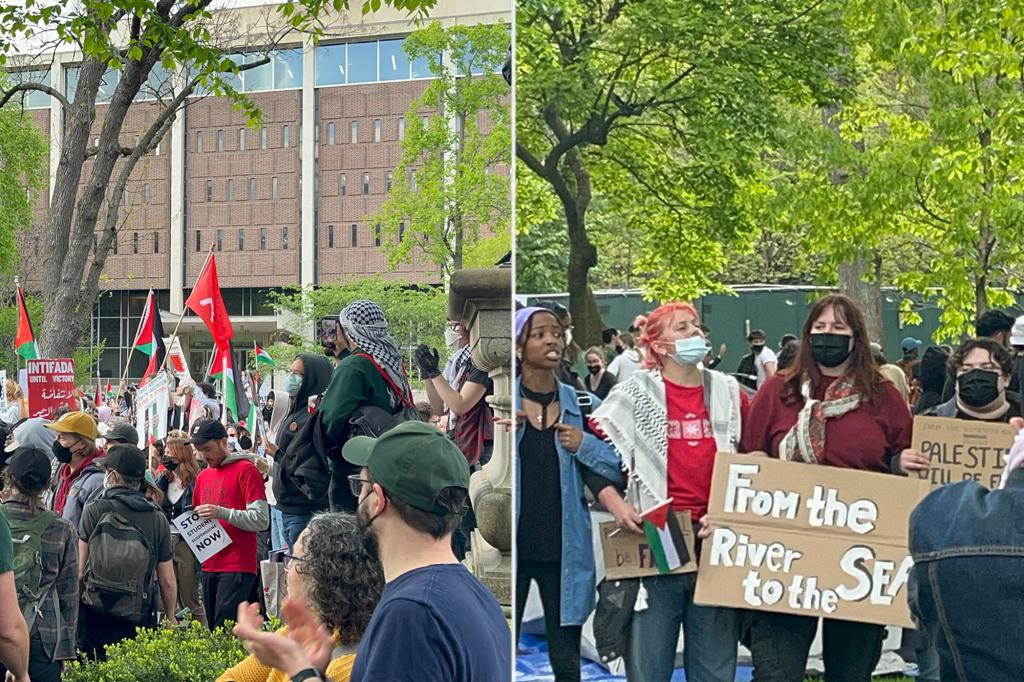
342;420;470;515
44;411;98;440
6;447;52;493
94;444;147;479
1011;315;1024;346
187;418;228;446
105;422;139;445
901;337;922;352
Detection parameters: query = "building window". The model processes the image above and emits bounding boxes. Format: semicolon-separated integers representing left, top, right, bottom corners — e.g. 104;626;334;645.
196;131;203;153
216;229;223;252
339;174;346;196
362;172;370;195
327;122;335;145
328;224;335;248
249;178;257;200
216;129;224;152
351;120;358;144
399;221;405;242
142;183;150;204
260;227;267;250
206;181;213;202
410;170;417;191
132;232;139;254
422;115;428;128
272;176;279;200
154;232;159;253
282;227;289;249
398;116;405;140
374;224;381;247
195;230;201;251
122;186;129;205
351;223;358;247
374;118;381;142
283;125;290;147
239;128;246;150
93;137;99;147
112;235;118;255
155;142;161;156
226;179;235;201
261;127;268;149
239;228;245;251
386;171;393;192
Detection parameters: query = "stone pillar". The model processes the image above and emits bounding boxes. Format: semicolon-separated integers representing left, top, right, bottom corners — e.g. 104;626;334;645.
449;266;511;607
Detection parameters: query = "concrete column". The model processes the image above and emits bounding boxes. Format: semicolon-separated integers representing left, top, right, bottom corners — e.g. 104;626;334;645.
300;35;316;289
169;67;187;313
48;54;66;198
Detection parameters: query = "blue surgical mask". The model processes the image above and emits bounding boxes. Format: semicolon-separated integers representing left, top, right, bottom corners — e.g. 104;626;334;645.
285;372;303;396
673;336;711;365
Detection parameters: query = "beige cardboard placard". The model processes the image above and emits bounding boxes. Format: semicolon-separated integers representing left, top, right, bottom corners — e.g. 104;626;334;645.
694;454;930;628
911;416;1015;489
599;510;697;579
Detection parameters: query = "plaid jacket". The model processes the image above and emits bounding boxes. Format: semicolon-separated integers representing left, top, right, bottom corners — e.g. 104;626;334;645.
2;501;79;661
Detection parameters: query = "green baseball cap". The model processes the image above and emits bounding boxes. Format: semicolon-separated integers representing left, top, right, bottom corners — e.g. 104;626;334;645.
342;420;470;515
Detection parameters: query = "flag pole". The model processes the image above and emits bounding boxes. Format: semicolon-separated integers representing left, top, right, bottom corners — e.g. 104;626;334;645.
118;288;155;395
160;243;216;374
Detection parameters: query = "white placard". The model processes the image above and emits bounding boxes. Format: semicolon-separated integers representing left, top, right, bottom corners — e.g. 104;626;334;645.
135;372;170;447
172;510;233;564
164;337;192;382
0;370;7;414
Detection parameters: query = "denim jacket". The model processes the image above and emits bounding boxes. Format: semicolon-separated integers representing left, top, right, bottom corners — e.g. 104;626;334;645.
908;467;1024;681
515;378;622;626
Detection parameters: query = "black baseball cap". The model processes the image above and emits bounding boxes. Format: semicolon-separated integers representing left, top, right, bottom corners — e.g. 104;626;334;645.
95;444;147;479
6;447;52;493
342;420;470;515
187;419;228;446
105;422;139;445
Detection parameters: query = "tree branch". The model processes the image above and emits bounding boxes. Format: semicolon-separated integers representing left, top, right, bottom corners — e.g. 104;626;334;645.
85;145;134;159
0;82;70;111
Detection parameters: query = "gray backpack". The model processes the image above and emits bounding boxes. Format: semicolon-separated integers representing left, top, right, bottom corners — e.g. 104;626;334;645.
81;503;157;622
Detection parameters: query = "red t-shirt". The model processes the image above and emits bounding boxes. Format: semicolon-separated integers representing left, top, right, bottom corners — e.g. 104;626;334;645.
193;458;266;574
741;374;912;471
665;379;750;519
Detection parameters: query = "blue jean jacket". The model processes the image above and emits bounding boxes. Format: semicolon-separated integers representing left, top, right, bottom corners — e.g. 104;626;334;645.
515;378;623;626
908;467;1024;681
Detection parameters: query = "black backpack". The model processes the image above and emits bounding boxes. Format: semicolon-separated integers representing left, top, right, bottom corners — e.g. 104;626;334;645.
81;502;157;623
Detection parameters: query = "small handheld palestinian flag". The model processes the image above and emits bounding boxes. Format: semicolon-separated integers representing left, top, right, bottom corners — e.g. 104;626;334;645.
254;342;276;367
642;500;690;573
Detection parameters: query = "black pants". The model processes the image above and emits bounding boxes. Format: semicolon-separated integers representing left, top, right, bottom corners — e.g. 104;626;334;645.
78;605;145;661
515;560;582;682
747;611;885;682
202;571;259;630
0;631;61;682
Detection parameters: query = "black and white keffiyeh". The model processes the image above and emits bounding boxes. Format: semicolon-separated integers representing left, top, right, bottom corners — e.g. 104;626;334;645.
338;300;411;406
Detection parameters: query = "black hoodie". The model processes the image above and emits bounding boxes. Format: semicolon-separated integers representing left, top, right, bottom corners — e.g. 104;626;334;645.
272;353;333;514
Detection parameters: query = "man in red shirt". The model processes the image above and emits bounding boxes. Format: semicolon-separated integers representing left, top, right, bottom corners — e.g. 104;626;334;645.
189;419;268;628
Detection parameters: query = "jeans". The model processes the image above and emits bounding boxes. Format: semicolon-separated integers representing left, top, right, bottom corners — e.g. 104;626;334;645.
515;560;582;682
747;611;884;682
280;511;313;550
270;506;287;552
915;643;940;682
625;573;738;682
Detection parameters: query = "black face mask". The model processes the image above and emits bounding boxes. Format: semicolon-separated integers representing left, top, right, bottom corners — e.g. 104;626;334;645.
810;333;853;368
587;365;601;375
262;407;273;422
751;344;765;354
161;457;179;471
238;435;253;451
957;369;1002;408
52;442;73;464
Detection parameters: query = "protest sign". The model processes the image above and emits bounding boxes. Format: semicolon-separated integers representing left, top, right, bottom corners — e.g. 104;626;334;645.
164;336;191;382
912;416;1014;489
695;454;930;628
26;359;77;419
135;372;170;447
599;508;696;580
172;510;232;563
0;370;7;414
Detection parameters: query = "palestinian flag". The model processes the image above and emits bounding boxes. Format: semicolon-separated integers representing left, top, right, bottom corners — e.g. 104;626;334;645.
254;342;276;367
105;382;113;400
209;341;250;423
132;290;166;385
94;382;102;407
14;285;39;360
642;500;690;574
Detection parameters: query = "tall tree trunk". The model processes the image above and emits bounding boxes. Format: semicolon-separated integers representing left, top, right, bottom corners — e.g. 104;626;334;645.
838;256;884;343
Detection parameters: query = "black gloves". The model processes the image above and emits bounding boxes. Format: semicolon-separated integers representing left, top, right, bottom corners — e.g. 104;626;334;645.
415;344;442;380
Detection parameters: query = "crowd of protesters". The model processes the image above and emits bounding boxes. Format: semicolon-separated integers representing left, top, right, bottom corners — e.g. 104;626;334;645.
514;294;1024;682
0;298;509;682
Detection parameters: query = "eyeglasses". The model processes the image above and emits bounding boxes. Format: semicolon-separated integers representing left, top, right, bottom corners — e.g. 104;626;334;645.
282;553;306;567
348;474;374;498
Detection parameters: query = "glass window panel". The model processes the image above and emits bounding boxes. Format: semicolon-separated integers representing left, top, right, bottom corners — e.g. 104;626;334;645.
347;41;377;83
411;53;433;79
379;39;409;81
315;44;346;86
13;70;51;108
351;224;357;247
243;53;272;92
97;69;118;103
64;66;79;101
274;49;303;89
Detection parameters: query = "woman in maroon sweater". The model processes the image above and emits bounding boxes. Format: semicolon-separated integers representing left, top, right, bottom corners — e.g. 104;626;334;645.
740;294;918;682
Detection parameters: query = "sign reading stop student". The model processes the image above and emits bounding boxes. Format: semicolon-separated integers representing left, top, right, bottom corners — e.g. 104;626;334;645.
694;454;930;628
912;416;1015;489
173;510;232;564
26;359;77;419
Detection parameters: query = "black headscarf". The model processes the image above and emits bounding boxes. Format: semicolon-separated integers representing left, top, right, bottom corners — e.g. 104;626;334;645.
277;353;333;455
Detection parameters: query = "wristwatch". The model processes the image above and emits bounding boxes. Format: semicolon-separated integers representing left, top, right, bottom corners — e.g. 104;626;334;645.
289;669;324;682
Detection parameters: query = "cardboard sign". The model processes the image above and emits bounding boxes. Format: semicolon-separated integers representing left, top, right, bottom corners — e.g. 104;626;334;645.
599;510;697;579
26;359;77;419
135;372;170;447
172;510;233;564
695;454;930;628
912;416;1015;489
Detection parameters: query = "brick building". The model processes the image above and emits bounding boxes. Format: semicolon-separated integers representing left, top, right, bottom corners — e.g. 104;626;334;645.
12;0;508;380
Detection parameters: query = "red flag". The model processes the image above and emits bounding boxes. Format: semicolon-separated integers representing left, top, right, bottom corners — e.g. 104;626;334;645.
184;255;233;345
94;382;102;407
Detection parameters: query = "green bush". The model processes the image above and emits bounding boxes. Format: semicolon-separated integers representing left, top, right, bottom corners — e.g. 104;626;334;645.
62;619;250;682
